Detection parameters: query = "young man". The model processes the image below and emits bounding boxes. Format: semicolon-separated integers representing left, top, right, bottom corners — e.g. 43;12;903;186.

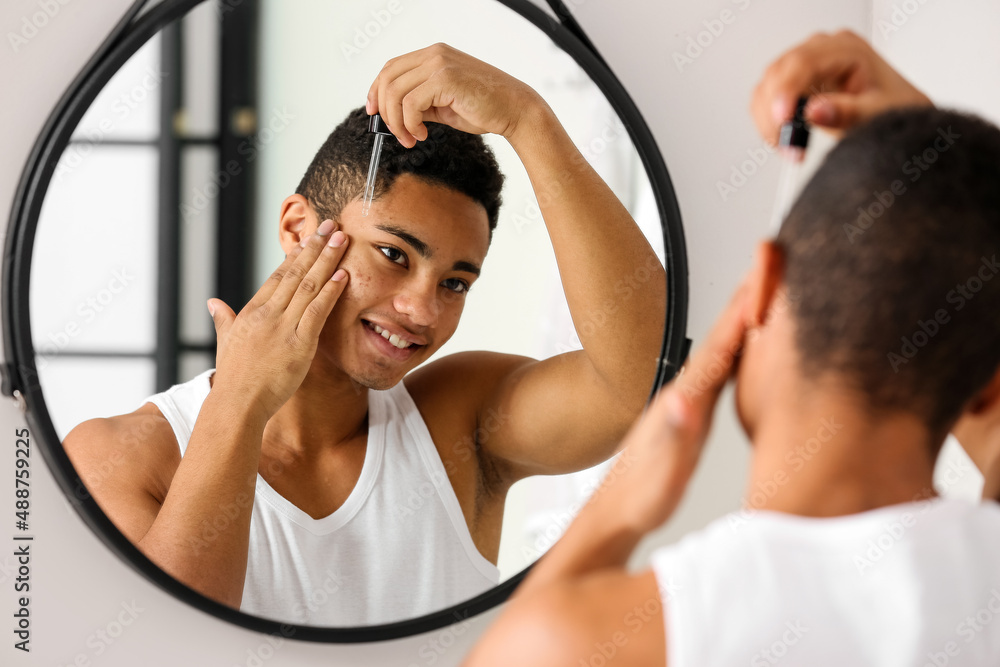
751;29;1000;500
465;106;1000;665
62;44;666;625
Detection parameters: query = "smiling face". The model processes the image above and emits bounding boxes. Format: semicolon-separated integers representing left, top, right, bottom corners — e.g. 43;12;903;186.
282;173;490;390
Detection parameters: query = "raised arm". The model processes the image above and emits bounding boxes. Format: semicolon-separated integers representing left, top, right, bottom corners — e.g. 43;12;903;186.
368;44;667;479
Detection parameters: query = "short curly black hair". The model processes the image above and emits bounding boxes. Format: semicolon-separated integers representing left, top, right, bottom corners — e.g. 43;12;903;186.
295;106;505;242
776;106;1000;442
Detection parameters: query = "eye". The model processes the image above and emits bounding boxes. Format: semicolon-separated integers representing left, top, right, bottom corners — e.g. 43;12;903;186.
441;277;470;294
377;245;407;266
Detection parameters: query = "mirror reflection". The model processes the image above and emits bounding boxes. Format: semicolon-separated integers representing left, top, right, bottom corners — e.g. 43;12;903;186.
31;0;666;626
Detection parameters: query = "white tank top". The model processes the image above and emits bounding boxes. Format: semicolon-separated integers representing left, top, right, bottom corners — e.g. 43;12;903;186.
140;368;500;626
649;497;1000;666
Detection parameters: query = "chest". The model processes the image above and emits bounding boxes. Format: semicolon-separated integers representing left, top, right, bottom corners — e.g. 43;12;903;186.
257;438;367;521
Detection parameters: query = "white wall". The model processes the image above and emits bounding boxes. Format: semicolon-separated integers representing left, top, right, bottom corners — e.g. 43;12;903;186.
3;0;998;665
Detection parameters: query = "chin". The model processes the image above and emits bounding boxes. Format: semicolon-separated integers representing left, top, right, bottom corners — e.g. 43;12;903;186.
344;359;413;392
350;372;399;392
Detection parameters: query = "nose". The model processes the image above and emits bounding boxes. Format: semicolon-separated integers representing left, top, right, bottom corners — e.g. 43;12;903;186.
392;279;445;329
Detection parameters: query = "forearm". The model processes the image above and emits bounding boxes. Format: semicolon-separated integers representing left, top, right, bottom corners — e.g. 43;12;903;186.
516;466;646;599
517;389;700;596
508;102;667;402
137;390;267;607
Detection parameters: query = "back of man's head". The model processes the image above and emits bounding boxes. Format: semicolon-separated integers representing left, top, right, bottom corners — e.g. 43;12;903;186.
295;106;504;241
776;107;1000;442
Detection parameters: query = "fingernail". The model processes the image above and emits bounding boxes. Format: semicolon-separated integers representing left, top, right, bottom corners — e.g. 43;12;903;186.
206;300;215;316
299;234;313;248
331;269;347;282
328;230;347;247
809;99;836;125
317;219;334;236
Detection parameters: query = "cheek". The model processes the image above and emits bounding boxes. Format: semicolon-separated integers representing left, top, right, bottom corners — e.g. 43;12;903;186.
434;291;466;325
336;252;385;306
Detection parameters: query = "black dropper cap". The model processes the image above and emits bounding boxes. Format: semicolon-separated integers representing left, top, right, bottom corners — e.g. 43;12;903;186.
778;96;811;149
368;113;394;136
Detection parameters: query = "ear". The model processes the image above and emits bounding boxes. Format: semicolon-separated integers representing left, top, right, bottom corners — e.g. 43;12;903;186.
952;366;1000;488
279;194;319;254
967;366;1000;416
746;240;785;327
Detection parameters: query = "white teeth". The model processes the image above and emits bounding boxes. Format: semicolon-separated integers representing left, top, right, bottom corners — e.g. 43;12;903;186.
368;321;413;349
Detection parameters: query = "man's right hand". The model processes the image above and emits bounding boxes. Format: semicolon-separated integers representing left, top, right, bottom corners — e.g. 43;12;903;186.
207;219;350;420
751;29;933;144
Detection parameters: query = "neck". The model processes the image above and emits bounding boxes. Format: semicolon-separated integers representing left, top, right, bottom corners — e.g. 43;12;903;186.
745;377;939;518
262;356;371;462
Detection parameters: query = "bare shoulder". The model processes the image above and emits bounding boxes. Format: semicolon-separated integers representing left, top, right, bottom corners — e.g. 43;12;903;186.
63;403;181;539
465;569;666;667
403;350;534;428
402;351;536;533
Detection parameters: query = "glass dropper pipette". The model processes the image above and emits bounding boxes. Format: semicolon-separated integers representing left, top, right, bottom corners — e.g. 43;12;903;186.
362;113;395;216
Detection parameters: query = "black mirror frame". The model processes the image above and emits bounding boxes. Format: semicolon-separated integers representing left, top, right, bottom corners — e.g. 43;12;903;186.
1;0;689;643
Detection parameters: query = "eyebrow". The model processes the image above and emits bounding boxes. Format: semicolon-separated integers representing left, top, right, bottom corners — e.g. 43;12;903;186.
375;223;481;277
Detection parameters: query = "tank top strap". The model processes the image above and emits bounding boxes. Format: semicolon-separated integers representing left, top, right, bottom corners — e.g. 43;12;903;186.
380;380;500;581
140;368;215;456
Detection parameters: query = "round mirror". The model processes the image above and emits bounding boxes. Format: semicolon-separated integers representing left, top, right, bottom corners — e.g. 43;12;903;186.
3;0;687;641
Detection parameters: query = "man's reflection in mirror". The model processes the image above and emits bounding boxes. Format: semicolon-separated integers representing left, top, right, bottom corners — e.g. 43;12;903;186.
63;45;666;625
